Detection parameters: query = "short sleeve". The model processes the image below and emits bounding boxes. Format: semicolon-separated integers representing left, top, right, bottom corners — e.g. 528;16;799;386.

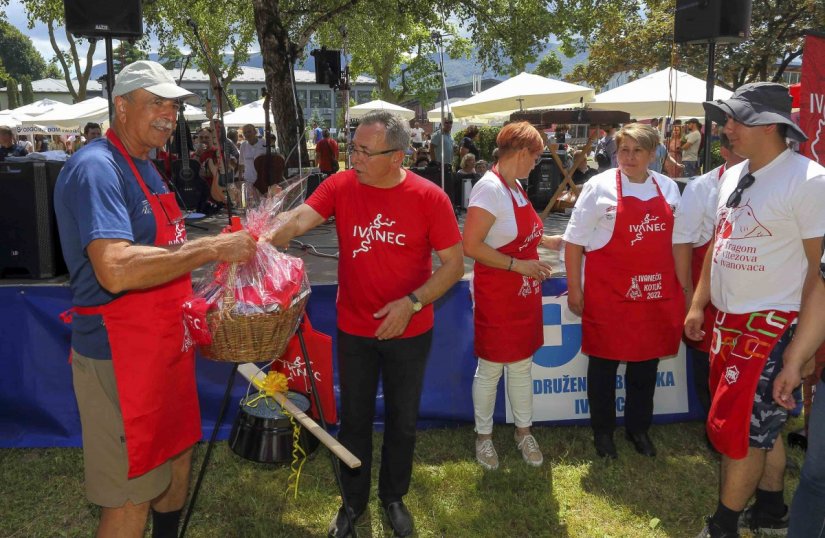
563;180;602;247
673;178;706;244
305;174;337;219
65;157;134;248
468;177;508;217
793;172;825;239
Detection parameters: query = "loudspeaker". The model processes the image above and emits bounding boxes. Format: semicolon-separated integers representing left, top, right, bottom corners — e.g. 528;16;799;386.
527;154;563;211
311;48;341;88
305;173;326;198
64;0;143;39
0;161;67;279
674;0;752;44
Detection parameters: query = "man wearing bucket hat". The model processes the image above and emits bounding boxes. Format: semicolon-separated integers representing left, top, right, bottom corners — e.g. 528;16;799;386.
54;60;256;538
685;82;825;538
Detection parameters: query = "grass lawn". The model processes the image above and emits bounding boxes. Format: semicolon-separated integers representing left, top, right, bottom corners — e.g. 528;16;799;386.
0;420;806;537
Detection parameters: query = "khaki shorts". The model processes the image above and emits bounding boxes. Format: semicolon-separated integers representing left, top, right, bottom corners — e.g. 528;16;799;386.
71;350;171;507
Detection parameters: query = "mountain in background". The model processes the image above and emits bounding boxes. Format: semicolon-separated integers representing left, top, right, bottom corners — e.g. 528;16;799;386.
88;42;587;87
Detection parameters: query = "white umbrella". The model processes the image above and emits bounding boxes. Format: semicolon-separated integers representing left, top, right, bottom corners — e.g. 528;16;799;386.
350;99;415;120
21;97;109;134
182;104;207;122
450;72;595;118
213;99;275;129
589;67;733;119
11;98;70;117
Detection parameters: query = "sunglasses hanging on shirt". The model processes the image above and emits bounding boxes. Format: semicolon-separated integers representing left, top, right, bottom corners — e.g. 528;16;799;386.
725;173;755;209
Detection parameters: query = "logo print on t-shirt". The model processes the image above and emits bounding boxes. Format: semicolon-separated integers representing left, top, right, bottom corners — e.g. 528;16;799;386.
141;199;152;215
351;213;407;258
717;203;772;240
628;213;666;246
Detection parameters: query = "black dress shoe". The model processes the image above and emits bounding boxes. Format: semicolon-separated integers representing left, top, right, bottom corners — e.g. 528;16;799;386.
327;505;364;538
594;433;617;459
384;501;413;537
625;431;656;457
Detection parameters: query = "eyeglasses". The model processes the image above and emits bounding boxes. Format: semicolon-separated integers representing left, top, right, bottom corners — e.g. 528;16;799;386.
725;173;755;208
347;143;399;159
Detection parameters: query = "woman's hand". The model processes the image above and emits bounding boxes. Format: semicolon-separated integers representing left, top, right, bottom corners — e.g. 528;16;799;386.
541;235;564;251
684;305;705;341
568;286;584;316
512;258;553;281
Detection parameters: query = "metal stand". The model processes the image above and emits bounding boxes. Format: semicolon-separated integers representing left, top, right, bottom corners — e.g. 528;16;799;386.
702;41;717;174
179;319;356;537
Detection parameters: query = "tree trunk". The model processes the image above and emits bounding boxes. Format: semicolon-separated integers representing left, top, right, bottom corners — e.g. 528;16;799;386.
251;0;309;170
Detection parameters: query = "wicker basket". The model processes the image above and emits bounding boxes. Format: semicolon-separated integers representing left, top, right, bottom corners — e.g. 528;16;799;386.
200;264;310;363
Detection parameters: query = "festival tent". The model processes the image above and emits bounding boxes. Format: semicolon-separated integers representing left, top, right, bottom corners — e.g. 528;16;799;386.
350;99;415;120
10;98;70;117
20;97;109;135
0;111;36;129
589;67;733;119
426;98;465;122
210;98;275;128
183;104;208;122
449;72;595;118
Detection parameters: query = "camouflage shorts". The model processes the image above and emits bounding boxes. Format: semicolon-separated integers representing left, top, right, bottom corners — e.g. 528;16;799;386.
750;325;798;449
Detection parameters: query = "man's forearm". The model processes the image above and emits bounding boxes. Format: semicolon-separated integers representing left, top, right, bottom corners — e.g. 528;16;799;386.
785;268;825;366
412;248;464;306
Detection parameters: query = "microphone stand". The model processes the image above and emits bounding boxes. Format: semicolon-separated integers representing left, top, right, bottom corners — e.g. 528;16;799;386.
188;19;236;226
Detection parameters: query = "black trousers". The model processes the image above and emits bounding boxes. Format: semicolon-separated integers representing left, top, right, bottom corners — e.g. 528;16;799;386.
688;346;711;419
336;329;433;512
587;356;660;435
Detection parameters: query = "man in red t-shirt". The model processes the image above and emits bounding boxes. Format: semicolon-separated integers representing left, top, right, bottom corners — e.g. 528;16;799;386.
315;128;340;175
268;110;463;538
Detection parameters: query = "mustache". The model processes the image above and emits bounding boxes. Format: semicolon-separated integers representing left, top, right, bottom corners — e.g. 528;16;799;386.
150;120;174;130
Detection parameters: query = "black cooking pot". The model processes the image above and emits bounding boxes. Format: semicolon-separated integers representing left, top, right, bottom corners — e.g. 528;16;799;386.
229;391;319;464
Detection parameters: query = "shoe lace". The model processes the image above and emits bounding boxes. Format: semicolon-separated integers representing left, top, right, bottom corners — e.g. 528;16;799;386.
478;439;495;458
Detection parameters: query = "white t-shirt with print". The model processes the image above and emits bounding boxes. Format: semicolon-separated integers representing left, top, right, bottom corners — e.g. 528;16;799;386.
563;168;682;251
673;165;724;245
468;171;530;249
711;150;825;314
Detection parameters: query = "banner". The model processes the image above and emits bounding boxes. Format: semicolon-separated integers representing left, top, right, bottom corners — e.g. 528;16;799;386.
799;32;825;162
505;280;690;424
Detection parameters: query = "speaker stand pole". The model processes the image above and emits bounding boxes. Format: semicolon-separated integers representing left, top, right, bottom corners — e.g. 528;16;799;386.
105;37;116;123
702;40;716;174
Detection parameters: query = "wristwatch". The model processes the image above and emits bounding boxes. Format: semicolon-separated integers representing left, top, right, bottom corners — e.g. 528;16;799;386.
407;293;423;313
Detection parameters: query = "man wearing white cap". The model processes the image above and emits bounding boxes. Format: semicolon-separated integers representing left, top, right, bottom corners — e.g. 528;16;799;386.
54;60;256;537
686;82;825;538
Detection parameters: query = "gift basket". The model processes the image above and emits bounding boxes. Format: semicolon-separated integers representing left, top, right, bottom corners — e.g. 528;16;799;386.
188;185;311;363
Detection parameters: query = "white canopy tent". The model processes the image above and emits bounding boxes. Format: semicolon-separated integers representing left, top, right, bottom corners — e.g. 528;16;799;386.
0;111;36;129
450;72;595;118
10;98;70;117
182;104;207;122
589;67;733;119
350;99;415;120
208;99;275;129
20;97;109;135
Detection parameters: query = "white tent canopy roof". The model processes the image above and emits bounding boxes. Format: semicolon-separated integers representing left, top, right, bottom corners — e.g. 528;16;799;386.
450;72;594;118
10;98;70;117
350;99;415;120
20;97;109;135
211;98;275;129
589;67;733;119
0;111;37;129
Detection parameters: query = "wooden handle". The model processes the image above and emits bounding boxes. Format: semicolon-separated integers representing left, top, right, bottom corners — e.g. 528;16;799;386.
272;392;362;469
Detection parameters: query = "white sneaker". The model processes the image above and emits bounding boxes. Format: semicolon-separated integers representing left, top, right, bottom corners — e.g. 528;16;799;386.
515;433;543;467
475;438;499;470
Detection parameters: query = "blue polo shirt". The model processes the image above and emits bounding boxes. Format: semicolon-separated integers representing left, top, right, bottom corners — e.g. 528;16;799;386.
54;137;169;359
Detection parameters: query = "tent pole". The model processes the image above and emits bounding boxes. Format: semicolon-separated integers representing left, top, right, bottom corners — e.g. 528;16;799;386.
703;41;716;174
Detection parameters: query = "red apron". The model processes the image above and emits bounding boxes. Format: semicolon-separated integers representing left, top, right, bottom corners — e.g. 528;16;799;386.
473;170;544;363
73;130;202;478
685;165;725;352
582;170;684;361
707;309;797;458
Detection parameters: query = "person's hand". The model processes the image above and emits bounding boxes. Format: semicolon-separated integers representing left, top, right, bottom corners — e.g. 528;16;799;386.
684;305;705;341
542;235;564;251
373;297;415;340
213;231;257;263
773;364;803;410
567;286;583;317
513;259;553;281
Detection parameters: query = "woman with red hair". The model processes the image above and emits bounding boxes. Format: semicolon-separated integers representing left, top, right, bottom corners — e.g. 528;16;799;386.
463;121;559;470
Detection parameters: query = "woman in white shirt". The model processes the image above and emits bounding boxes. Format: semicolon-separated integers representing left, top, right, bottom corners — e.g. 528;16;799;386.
463;122;559;471
563;123;684;459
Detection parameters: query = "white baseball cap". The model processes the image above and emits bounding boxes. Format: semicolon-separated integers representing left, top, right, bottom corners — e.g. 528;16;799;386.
112;60;199;103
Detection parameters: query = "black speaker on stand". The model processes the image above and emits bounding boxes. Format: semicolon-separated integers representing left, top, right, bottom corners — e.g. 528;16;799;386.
0;161;67;279
63;0;143;39
310;48;342;88
674;0;752;44
527;152;563;211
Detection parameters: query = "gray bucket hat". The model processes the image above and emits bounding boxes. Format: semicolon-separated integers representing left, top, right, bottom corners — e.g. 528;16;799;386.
703;82;806;142
112;60;199;103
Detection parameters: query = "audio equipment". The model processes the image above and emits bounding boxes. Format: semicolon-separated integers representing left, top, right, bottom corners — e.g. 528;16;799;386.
63;0;144;39
674;0;752;44
310;48;342;87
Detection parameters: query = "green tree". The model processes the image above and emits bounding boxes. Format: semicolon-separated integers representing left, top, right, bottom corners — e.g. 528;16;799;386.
559;0;825;90
533;51;563;79
0;20;48;80
157;43;186;70
112;41;149;74
43;60;62;79
6;76;20;109
20;75;34;104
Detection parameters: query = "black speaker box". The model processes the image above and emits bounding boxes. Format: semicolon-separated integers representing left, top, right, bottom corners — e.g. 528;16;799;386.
0;161;67;279
64;0;143;39
527;155;563;210
305;172;326;198
311;49;341;87
674;0;752;44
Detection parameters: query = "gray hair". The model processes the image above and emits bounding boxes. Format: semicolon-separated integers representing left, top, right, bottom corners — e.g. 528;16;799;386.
359;110;411;151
